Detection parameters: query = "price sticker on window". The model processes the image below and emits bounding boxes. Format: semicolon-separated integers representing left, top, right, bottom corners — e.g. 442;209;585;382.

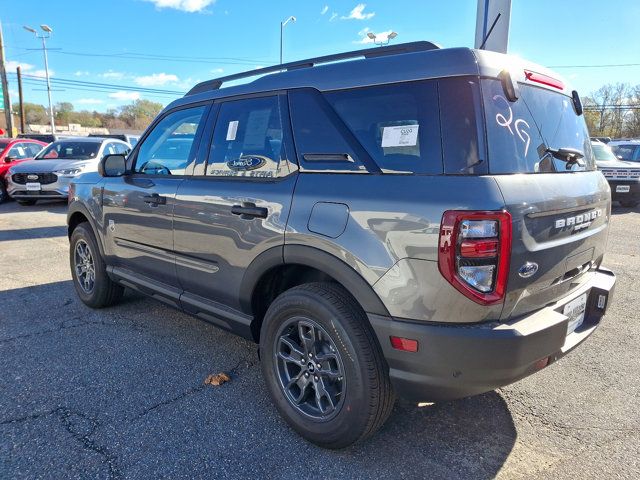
381;125;419;147
226;120;239;141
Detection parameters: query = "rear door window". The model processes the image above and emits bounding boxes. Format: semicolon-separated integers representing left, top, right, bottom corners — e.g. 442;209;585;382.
325;80;442;174
206;96;284;178
482;79;595;174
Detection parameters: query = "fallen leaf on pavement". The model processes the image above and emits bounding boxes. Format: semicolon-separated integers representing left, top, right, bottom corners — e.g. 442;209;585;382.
204;372;231;386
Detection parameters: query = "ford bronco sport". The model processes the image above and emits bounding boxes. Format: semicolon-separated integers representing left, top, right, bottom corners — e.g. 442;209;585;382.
67;42;616;449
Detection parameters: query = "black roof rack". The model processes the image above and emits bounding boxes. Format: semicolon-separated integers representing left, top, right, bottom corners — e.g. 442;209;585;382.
186;41;440;96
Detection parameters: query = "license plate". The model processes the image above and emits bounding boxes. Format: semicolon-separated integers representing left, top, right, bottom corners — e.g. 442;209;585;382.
564;293;587;335
25;182;41;191
616;185;630;193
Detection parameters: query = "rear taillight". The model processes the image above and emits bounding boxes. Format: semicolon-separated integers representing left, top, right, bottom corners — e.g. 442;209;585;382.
438;210;512;305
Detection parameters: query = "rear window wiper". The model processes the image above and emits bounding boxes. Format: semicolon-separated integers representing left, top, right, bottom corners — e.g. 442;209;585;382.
541;146;585;170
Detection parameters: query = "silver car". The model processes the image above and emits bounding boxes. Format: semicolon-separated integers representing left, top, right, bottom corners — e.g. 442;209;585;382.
6;137;130;205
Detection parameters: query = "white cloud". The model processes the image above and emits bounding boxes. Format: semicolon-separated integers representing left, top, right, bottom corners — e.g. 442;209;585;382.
143;0;215;13
74;70;90;76
31;69;54;78
5;60;34;72
100;70;125;80
108;91;141;101
329;12;338;21
76;98;104;105
321;5;329;15
210;68;224;74
4;61;53;78
355;29;393;44
342;3;375;20
134;72;179;87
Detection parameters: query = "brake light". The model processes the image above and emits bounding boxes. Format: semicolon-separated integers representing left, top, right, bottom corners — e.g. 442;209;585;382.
438;210;512;305
524;70;564;90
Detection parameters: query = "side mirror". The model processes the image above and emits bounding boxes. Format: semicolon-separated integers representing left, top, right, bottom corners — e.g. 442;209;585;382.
99;154;127;177
4;156;13;163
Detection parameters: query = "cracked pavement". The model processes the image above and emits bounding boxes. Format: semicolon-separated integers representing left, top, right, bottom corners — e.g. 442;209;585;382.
1;200;639;479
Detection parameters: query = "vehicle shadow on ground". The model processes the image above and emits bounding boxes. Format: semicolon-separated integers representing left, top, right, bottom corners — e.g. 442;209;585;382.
610;204;638;215
0;199;67;214
0;225;68;241
1;280;516;479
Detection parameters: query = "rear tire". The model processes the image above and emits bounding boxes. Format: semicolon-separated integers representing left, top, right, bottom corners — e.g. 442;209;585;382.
620;200;638;208
70;222;124;308
260;282;395;449
17;199;37;206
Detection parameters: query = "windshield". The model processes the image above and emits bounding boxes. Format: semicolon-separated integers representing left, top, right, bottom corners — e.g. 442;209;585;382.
592;143;618;162
611;145;639;162
36;141;101;160
482;79;594;174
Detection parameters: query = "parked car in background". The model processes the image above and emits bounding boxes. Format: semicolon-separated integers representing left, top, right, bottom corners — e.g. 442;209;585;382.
88;133;140;147
609;139;640;163
590;136;611;144
67;42;616;448
593;140;640;207
6;137;130;205
0;138;47;203
17;133;70;144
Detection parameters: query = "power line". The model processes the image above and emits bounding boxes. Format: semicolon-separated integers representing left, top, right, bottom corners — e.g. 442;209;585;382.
8;72;186;96
549;63;640;69
7;45;275;66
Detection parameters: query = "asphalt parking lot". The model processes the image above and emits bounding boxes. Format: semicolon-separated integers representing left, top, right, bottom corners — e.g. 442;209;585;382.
1;200;639;479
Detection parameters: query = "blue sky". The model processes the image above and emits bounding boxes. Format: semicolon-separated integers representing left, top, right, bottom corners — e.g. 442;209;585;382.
2;0;639;112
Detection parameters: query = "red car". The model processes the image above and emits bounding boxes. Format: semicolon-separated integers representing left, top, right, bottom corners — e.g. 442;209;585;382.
0;138;48;203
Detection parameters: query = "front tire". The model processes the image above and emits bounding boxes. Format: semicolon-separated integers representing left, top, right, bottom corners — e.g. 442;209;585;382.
70;222;124;308
260;283;394;449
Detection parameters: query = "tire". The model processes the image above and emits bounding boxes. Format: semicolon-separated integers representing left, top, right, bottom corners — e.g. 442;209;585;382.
69;222;124;308
260;282;395;449
620;200;638;208
0;182;7;204
17;199;37;206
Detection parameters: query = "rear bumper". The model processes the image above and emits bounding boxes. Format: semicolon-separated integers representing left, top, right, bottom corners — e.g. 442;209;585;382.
369;267;616;402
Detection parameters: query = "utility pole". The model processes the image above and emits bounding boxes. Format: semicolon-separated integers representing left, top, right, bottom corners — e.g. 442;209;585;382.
0;22;14;137
24;25;55;133
17;66;25;134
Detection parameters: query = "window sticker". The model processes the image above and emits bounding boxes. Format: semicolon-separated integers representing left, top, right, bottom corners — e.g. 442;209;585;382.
16;146;26;156
243;109;272;150
381;125;419;147
226;120;239;141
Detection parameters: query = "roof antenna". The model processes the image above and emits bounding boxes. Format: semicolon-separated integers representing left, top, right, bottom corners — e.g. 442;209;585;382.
479;13;501;50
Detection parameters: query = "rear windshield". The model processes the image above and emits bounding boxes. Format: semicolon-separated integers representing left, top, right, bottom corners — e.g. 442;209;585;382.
35;141;101;160
482;79;595;174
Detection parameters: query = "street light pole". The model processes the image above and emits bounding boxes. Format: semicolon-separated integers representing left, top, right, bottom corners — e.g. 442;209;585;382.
367;31;398;46
24;25;55;134
280;16;296;65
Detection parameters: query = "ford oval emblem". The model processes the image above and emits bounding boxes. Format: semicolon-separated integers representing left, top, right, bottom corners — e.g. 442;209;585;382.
227;155;267;171
27;174;39;180
518;262;539;278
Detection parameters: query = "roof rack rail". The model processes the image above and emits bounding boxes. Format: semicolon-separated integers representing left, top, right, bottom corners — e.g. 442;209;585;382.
186;41;440;96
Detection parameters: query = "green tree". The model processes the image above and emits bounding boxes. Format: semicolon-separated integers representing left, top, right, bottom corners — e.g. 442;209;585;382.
118;99;163;130
23;102;48;124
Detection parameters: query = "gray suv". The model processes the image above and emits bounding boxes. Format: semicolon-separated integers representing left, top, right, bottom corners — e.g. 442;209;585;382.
67;42;616;448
